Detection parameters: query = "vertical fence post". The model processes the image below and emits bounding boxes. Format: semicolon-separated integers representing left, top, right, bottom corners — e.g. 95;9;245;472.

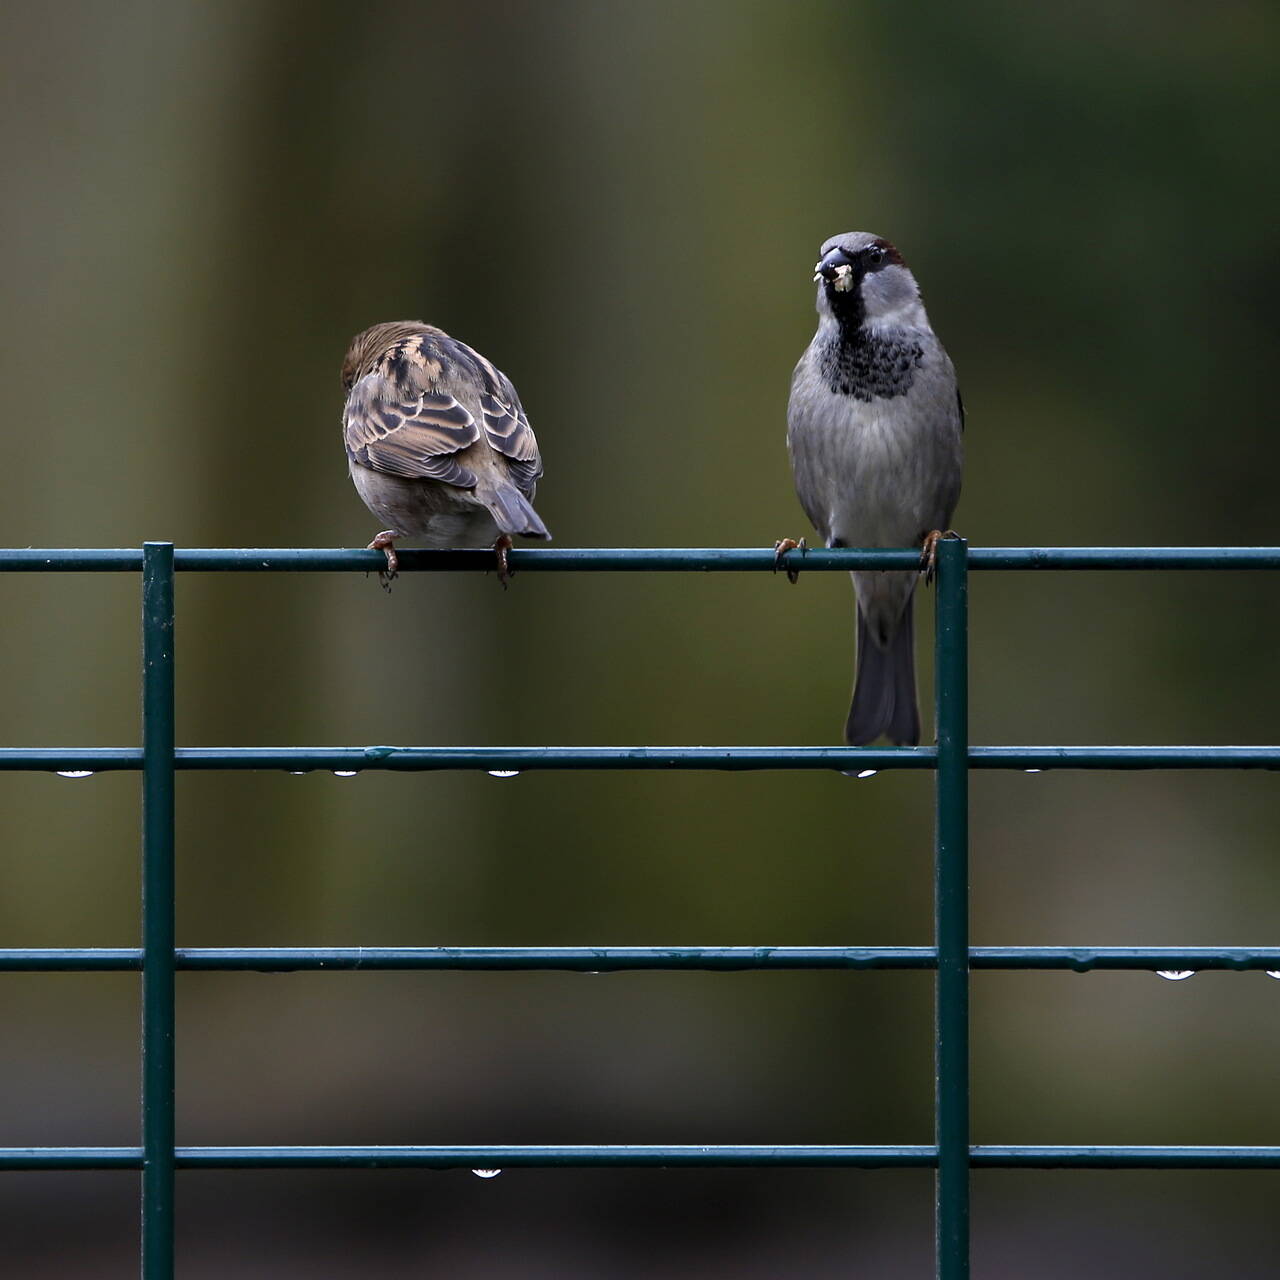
934;536;970;1279
141;542;176;1278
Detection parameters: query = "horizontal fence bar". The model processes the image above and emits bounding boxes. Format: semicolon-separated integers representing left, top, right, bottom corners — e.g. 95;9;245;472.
3;547;1280;573
972;947;1280;971
969;548;1280;571
973;1147;1280;1169
972;747;1280;769
0;746;915;772
0;550;146;571
3;947;1280;973
6;1145;1280;1171
4;746;1280;773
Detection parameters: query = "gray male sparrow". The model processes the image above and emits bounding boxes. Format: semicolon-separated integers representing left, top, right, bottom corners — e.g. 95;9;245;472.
780;232;963;746
341;321;550;584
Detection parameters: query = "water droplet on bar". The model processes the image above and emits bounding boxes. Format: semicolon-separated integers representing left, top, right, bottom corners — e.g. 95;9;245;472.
1156;970;1195;981
488;770;520;779
56;771;94;779
856;769;877;780
471;1168;501;1178
1266;971;1280;981
1024;769;1042;774
289;771;307;776
332;770;357;778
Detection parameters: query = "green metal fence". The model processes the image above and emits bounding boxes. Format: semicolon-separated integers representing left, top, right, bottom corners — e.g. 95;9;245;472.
3;539;1280;1280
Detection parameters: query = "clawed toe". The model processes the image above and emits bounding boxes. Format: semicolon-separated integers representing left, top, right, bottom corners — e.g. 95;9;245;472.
920;529;961;585
773;536;807;584
493;534;513;589
367;532;399;591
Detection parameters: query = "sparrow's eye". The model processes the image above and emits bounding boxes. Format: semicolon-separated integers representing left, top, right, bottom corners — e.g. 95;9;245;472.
865;246;885;266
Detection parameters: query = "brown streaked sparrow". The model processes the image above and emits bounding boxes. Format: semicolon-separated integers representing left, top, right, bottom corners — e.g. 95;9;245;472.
341;321;550;585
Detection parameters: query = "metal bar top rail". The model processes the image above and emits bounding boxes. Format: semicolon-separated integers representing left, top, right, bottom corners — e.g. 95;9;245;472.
3;545;1280;571
5;541;1280;1280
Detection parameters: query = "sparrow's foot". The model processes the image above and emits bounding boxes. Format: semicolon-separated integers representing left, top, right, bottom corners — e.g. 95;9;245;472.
773;536;807;584
493;534;514;589
367;531;400;591
920;529;961;585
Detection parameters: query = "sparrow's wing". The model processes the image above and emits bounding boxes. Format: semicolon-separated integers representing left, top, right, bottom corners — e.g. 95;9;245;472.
479;385;542;492
442;340;543;493
343;336;481;487
785;364;836;544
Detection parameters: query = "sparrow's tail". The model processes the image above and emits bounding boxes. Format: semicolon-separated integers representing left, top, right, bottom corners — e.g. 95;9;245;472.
488;485;551;540
845;594;920;747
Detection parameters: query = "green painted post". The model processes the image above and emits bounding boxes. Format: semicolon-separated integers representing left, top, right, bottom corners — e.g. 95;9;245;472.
934;537;970;1279
141;543;176;1278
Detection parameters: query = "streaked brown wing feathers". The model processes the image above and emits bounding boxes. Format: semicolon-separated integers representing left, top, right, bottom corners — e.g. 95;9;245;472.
479;388;542;492
344;381;480;486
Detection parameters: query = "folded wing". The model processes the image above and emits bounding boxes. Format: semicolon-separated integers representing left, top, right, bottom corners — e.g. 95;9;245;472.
343;334;481;487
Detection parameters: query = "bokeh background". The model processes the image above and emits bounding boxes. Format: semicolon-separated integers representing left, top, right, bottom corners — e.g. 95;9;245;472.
2;1;1279;1275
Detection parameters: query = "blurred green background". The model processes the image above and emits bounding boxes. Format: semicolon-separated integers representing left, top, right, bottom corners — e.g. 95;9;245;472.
2;0;1279;1275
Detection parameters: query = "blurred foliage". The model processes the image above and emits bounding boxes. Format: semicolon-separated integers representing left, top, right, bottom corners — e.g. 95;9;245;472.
1;0;1279;1274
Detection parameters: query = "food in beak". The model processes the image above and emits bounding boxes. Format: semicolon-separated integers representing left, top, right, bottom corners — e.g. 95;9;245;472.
814;260;856;291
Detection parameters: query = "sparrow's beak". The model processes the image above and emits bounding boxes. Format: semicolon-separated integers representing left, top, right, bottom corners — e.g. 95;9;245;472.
813;249;856;292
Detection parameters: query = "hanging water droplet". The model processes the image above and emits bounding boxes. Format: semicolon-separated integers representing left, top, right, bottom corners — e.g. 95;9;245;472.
1156;970;1195;981
56;770;94;779
856;769;877;780
1266;971;1280;980
471;1168;501;1178
332;770;357;778
488;770;520;779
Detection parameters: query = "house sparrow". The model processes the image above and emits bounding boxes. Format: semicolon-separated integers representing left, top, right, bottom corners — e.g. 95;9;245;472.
341;321;550;585
780;233;963;746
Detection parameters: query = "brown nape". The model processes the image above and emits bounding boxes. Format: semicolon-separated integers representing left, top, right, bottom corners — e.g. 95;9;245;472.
340;320;435;390
871;237;905;266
